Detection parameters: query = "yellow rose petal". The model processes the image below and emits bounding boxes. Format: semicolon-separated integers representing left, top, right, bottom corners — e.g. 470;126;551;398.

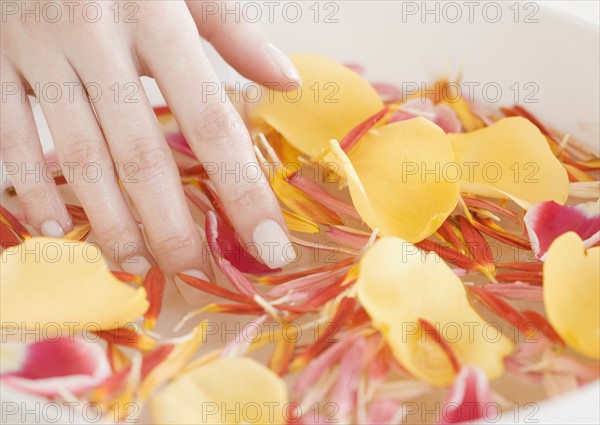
323;117;460;242
251;53;383;157
448;117;569;209
151;357;288;425
356;237;513;386
543;232;600;359
0;237;148;329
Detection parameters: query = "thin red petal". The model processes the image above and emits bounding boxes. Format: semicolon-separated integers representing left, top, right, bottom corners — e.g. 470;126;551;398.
469;286;532;335
522;310;564;345
143;266;167;330
176;272;255;304
340;106;390;152
418;318;460;373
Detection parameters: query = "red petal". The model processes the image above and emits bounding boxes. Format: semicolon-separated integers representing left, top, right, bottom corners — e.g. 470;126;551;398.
1;220;21;249
469;286;532;335
176;272;255;304
205;212;266;296
0;205;30;239
417;239;479;271
459;216;495;271
522;310;564;345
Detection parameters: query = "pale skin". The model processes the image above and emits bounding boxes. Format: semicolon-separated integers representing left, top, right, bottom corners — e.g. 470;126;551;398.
0;0;300;287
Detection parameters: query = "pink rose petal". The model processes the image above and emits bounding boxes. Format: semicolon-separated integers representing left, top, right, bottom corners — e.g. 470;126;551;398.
439;366;492;424
1;337;111;396
524;200;600;260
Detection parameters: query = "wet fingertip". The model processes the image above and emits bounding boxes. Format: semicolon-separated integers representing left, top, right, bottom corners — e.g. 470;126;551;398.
252;219;296;269
265;43;301;84
40;220;65;238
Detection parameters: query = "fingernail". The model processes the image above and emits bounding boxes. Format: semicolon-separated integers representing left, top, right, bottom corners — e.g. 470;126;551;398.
40;220;64;237
253;219;296;269
174;269;210;306
122;256;152;279
265;43;301;82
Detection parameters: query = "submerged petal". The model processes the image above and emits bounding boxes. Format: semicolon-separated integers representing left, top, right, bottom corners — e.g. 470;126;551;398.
0;237;148;329
448;117;569;209
543;232;600;359
323;117;459;242
251;53;383;157
151;357;288;424
356;237;513;386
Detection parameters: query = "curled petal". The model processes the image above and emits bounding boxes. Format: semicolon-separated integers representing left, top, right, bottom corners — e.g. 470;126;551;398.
251;53;383;157
448;117;569;209
322;118;459;242
0;238;148;329
543;232;599;359
1;337;111;396
524;200;600;259
151;357;287;424
356;237;513;386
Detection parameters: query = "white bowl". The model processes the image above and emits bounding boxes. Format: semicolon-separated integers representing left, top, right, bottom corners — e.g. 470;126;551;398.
196;2;599;423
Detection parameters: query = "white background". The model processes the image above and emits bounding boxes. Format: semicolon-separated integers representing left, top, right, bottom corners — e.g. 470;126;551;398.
545;0;600;26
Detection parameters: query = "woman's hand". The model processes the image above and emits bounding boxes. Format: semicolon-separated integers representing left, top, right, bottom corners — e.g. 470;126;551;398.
0;0;300;285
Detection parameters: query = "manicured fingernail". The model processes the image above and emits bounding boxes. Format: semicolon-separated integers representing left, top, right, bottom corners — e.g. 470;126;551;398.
175;269;210;306
253;219;296;269
122;256;152;279
40;220;64;237
265;43;301;82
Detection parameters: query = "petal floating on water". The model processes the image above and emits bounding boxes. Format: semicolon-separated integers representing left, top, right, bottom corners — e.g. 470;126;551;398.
356;237;513;387
251;53;383;157
543;232;600;359
322;118;460;242
449;117;569;209
151;357;288;424
0;238;148;330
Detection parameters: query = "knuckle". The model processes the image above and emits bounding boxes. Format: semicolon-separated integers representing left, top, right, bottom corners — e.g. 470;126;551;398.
125;138;171;180
93;225;143;261
228;185;269;210
0;131;30;156
17;185;51;211
151;231;200;259
191;104;247;144
61;133;106;166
